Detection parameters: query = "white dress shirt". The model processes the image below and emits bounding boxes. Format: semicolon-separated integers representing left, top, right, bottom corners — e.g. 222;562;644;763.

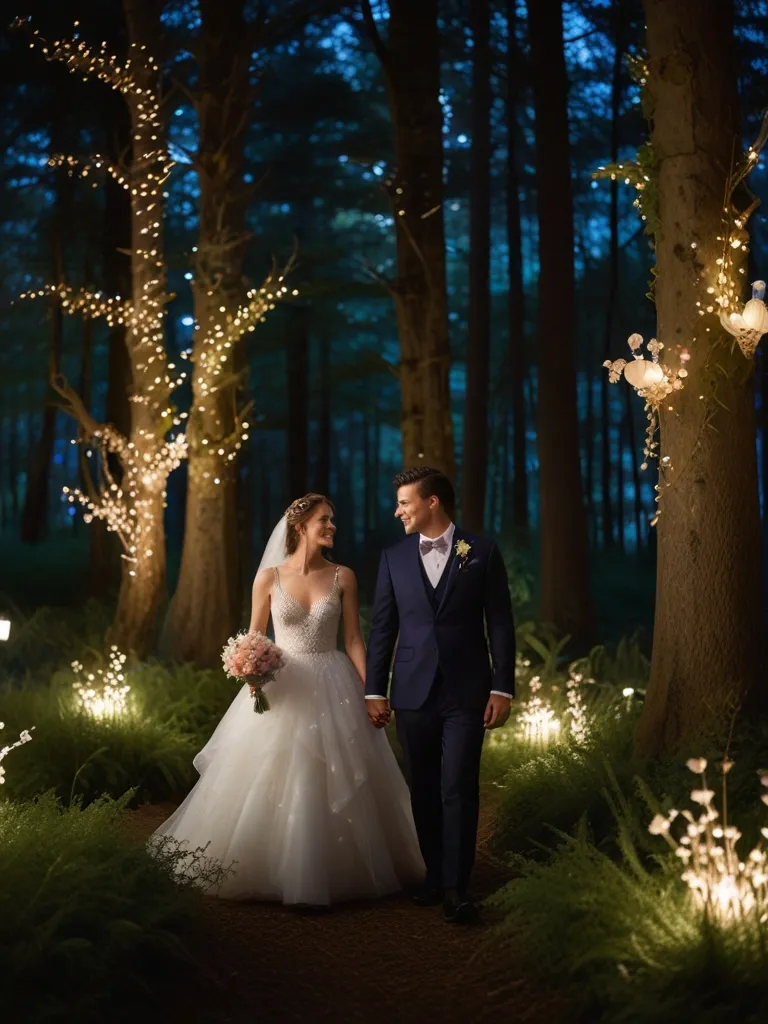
366;521;512;701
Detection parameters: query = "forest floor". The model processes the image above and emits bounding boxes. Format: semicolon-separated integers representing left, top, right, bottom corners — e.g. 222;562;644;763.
126;787;565;1024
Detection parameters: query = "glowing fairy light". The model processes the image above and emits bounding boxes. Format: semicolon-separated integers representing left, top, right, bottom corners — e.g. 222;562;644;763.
0;618;10;642
72;646;131;719
649;757;768;924
720;280;768;357
596;98;768;527
186;264;294;487
0;723;34;786
604;333;690;516
518;677;561;746
17;20;186;582
565;670;591;744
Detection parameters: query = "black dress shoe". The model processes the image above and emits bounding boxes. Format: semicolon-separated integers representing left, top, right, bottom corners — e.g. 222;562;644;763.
411;880;444;906
443;889;480;924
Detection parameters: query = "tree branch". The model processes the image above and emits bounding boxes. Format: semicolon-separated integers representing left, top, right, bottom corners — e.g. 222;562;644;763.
360;0;390;71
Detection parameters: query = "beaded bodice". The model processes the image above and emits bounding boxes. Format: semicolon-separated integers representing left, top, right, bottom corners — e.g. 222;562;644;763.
271;566;341;655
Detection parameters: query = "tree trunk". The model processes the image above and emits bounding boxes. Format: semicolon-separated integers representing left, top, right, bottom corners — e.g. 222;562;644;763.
617;410;626;552
315;327;332;494
624;386;644;549
506;0;529;542
89;124;133;599
528;0;595;644
462;0;492;532
286;307;310;502
584;367;597;545
8;412;20;524
600;9;624;549
108;0;173;657
160;0;251;666
0;416;6;531
635;0;762;755
76;298;94;540
20;205;65;544
367;0;455;477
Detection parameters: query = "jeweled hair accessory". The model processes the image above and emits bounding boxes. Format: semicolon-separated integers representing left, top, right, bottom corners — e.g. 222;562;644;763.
284;497;312;523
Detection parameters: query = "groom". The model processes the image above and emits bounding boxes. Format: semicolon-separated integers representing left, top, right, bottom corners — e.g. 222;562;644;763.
365;467;515;924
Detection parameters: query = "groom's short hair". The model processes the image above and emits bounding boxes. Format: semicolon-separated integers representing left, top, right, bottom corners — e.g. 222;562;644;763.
393;467;455;517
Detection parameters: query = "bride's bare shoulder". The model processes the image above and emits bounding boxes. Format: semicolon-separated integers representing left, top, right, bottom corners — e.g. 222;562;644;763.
335;564;357;587
252;567;277;592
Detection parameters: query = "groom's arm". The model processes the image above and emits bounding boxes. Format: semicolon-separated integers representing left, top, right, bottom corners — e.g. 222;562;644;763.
364;551;399;700
484;543;516;698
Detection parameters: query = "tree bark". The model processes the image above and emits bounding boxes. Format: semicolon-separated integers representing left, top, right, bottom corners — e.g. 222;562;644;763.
89;120;133;599
108;0;173;656
600;6;624;549
635;0;763;755
462;0;492;532
287;306;310;501
160;0;251;666
8;412;20;524
624;387;644;548
365;0;455;477
315;327;332;494
528;0;595;644
505;0;530;542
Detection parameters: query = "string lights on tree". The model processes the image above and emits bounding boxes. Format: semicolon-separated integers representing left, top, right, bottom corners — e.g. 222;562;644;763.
186;266;297;489
599;96;768;527
14;14;180;653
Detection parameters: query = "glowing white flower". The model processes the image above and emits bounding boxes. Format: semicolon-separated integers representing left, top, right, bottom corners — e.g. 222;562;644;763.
686;758;708;774
648;814;670;835
691;789;715;806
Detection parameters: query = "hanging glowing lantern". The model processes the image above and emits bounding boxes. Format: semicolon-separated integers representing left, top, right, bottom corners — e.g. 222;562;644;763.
0;618;10;642
721;280;768;357
623;357;665;390
742;281;768;332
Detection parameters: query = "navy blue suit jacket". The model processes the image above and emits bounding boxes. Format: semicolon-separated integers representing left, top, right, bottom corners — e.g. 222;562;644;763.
364;528;516;711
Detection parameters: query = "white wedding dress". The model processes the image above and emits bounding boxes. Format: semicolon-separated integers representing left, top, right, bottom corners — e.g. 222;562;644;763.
151;565;424;905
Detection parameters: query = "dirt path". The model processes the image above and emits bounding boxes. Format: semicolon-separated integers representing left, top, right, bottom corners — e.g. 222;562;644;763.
127;790;563;1024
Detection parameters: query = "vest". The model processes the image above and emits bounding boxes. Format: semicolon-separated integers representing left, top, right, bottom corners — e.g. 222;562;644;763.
417;543;456;613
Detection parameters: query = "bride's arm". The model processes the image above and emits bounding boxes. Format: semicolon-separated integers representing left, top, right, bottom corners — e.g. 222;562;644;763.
339;566;366;684
249;569;273;634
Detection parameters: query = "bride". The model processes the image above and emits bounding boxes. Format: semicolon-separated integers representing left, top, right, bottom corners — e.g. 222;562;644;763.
151;493;424;905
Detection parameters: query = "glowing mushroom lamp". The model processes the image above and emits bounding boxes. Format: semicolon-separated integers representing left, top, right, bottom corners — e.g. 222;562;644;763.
721;280;768;357
623;357;665;390
0;617;10;642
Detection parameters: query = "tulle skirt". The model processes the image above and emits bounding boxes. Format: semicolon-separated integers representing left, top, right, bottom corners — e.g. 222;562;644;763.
150;649;424;905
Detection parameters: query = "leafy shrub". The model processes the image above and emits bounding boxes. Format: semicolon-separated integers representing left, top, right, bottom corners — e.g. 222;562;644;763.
488;712;644;856
487;774;768;1023
0;656;235;806
0;792;226;1023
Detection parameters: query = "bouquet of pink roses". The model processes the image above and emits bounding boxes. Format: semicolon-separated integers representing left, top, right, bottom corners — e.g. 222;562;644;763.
221;631;285;713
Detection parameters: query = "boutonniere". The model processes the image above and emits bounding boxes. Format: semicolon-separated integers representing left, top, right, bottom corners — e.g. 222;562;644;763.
455;539;472;569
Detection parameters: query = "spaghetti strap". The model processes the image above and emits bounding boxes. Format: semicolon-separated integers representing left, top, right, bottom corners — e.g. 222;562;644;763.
273;566;281;589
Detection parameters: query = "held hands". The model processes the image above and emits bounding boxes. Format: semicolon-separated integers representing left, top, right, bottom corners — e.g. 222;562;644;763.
484;694;511;730
366;698;391;729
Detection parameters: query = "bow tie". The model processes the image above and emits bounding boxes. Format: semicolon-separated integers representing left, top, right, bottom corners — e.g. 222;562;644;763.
420;537;448;556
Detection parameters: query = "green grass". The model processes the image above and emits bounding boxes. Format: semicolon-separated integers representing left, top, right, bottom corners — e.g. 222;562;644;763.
0;791;227;1024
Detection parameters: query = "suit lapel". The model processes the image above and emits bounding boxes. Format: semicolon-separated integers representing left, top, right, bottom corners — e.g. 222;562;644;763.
436;528;463;617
